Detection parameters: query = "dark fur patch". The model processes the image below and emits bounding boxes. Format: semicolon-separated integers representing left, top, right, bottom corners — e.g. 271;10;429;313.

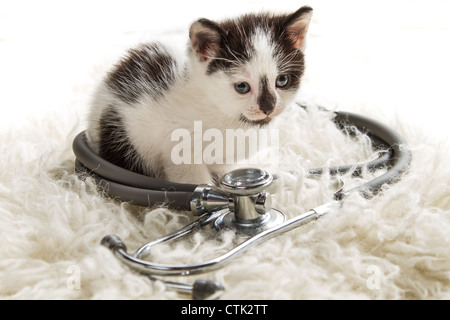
275;48;305;91
190;18;223;61
206;11;307;84
106;43;178;103
98;106;146;175
258;76;276;115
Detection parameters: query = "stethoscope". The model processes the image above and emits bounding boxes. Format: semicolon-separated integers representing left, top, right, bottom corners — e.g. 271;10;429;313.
72;105;411;299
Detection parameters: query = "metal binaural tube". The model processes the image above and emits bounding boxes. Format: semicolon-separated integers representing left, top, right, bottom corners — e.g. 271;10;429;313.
134;209;226;260
101;201;334;277
100;200;334;299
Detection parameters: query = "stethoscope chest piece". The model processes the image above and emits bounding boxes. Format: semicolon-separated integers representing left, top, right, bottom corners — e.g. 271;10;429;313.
213;168;286;237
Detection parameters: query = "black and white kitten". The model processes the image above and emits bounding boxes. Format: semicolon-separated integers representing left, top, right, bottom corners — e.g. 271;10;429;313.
86;6;313;184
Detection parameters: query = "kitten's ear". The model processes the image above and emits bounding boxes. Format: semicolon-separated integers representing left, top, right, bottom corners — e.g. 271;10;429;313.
189;19;223;62
284;6;313;50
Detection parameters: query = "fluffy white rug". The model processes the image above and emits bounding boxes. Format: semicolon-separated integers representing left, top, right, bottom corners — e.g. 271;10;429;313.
1;0;449;300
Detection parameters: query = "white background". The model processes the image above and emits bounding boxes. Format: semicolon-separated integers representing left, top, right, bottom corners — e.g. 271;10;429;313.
1;0;449;140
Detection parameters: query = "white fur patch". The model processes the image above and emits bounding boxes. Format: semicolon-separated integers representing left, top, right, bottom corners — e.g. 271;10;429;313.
249;28;279;80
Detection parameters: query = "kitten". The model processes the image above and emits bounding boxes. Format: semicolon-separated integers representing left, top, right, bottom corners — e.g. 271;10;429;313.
86;6;313;185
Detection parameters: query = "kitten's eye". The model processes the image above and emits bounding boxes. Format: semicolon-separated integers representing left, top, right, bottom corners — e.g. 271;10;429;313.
276;75;289;88
234;82;251;94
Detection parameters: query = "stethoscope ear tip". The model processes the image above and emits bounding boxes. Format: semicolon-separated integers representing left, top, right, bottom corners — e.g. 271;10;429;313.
101;234;127;253
100;234;226;300
192;280;225;300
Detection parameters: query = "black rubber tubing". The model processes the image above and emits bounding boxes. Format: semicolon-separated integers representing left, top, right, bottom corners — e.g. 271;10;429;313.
73;134;197;209
72;108;411;208
330;111;411;198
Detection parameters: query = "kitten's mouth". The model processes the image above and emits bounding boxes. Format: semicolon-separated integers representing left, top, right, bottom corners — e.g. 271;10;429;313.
239;114;272;126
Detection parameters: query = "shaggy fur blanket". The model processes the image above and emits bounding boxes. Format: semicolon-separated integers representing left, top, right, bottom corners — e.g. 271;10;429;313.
1;0;449;300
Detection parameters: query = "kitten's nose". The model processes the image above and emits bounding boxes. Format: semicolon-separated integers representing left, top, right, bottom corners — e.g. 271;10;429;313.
261;107;274;116
258;76;276;116
259;99;275;115
264;108;274;115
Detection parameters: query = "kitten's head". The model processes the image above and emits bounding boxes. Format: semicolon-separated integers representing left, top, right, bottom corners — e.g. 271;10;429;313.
189;6;313;125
